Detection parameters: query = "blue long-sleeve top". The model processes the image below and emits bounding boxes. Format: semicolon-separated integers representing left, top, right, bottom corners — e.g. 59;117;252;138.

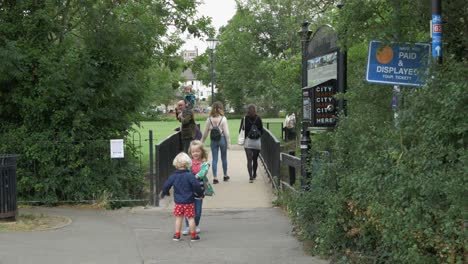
162;169;204;204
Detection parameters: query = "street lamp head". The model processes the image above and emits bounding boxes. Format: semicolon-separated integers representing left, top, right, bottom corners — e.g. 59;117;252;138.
206;38;219;105
206;38;220;50
298;21;312;41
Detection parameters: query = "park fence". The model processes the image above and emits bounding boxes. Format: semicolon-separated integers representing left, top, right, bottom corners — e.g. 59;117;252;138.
0;134;144;204
154;132;181;206
259;128;281;191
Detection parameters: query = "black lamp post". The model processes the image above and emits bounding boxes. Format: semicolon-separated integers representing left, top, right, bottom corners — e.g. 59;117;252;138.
206;38;219;105
299;21;312;186
337;0;347;115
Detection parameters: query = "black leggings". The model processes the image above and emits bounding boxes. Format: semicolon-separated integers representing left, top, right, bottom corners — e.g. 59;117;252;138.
244;148;260;179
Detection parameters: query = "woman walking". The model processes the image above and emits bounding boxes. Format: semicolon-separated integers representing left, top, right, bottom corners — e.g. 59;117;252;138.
201;101;230;184
239;104;263;183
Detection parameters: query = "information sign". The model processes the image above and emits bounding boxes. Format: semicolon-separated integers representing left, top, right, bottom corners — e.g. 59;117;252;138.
307;52;337;87
366;41;430;86
303;79;337;130
110;139;124;158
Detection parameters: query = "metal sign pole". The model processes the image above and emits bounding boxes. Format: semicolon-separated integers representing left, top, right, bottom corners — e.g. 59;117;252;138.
300;21;312;187
149;130;155;206
431;0;442;64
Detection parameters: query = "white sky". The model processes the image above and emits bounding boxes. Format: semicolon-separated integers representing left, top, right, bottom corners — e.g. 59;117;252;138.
181;0;237;54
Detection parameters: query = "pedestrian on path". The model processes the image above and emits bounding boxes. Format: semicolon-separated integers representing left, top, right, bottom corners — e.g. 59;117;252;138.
283;113;296;141
160;152;203;242
182;140;214;236
201;101;231;184
176;100;197;152
239;104;263;183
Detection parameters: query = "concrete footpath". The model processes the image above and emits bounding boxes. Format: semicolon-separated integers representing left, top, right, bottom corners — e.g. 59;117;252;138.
0;147;329;264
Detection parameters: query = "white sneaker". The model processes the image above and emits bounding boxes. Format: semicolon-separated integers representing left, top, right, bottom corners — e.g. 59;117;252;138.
196;227;200;234
182;227;189;236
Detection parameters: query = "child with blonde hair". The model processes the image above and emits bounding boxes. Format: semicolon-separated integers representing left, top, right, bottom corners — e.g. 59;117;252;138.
183;84;196;109
182;140;214;235
161;152;203;241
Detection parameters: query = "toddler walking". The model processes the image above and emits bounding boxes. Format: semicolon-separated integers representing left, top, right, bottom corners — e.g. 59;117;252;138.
182;140;214;235
160;152;204;241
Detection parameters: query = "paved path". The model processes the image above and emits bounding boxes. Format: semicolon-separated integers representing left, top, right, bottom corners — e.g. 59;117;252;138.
0;146;328;264
159;145;275;210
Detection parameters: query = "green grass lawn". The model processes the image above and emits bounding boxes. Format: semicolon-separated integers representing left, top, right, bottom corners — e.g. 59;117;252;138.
131;118;284;169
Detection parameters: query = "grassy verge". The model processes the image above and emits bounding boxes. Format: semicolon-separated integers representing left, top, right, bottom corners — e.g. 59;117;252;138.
0;213;71;231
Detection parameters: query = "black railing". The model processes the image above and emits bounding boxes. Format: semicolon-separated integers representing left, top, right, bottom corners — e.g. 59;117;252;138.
259;128;280;190
264;121;298;142
280;151;300;186
279;150;331;192
264;122;284;141
155;132;181;206
0;155;18;220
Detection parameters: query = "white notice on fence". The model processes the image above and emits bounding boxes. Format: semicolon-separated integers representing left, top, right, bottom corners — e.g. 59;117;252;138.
110;139;124;158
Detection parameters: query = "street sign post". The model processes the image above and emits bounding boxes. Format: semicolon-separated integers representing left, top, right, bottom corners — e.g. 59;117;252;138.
366;41;430;87
431;0;442;64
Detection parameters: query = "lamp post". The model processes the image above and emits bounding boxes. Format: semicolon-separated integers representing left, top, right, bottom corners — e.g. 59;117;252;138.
299;21;312;187
206;38;219;105
337;0;347;115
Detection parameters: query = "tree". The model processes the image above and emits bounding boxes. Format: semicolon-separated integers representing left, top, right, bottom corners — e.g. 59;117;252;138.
209;0;335;115
150;56;186;113
0;0;212;201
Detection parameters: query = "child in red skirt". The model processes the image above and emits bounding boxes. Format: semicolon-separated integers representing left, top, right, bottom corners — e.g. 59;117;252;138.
161;152;204;241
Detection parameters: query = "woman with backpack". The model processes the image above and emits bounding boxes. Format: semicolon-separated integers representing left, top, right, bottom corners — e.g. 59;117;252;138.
201;101;231;184
239;104;263;183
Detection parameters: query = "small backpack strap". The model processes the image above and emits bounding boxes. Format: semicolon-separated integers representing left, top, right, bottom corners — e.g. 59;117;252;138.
209;117;223;135
218;116;224;135
218;116;224;127
249;116;257;125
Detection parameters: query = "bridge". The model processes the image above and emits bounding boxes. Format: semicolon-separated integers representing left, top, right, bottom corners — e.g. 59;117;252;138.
158;144;275;210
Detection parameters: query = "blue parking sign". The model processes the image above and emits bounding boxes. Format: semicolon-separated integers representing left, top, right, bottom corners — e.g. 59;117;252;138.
432;15;442;58
366;41;430;87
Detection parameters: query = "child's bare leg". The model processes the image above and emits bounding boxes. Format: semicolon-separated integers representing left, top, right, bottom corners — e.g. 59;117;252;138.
175;216;183;234
188;217;196;233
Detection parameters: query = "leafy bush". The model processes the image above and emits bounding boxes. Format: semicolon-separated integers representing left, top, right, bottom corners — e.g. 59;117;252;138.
284;60;467;263
0;130;144;203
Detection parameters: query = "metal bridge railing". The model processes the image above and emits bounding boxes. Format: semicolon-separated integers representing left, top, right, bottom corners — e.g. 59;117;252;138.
154;132;181;206
259;128;281;191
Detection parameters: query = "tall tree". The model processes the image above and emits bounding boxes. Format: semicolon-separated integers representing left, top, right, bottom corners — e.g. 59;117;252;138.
207;0;335;115
0;0;212;201
0;0;211;138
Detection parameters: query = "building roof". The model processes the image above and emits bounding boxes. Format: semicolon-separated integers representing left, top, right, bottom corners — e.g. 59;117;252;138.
182;68;197;81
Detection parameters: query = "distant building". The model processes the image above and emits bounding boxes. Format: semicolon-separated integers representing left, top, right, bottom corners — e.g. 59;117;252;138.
182;48;198;62
181;47;215;102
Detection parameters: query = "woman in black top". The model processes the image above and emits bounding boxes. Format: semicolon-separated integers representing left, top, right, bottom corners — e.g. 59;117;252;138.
239;104;264;183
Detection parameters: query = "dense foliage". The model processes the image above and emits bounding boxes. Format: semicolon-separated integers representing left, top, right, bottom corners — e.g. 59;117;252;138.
0;0;210;202
288;60;467;263
277;1;468;263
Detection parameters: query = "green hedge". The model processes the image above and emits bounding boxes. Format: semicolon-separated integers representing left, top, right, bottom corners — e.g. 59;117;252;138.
283;60;466;263
0;129;144;203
